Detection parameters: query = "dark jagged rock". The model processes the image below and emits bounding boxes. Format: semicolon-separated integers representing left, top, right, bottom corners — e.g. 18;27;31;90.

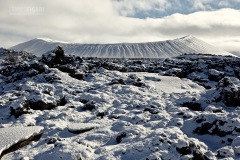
57;96;67;106
1;60;46;83
29;100;57;110
82;101;96;111
164;68;182;77
43;73;61;83
208;69;225;81
181;102;203;111
109;79;126;85
175;139;211;160
176;146;192;155
41;47;86;81
58;64;76;74
116;132;127;144
10;100;31;118
132;81;145;87
194;122;215;135
235;67;240;78
54;46;64;61
41;46;66;67
216;146;235;158
69;72;85;80
80;99;89;104
46;137;58;145
1;49;36;65
96;112;105;118
192;150;207;160
216;77;240;107
1;63;29;77
30;62;46;73
129;74;139;80
193;114;239;137
143;107;159;114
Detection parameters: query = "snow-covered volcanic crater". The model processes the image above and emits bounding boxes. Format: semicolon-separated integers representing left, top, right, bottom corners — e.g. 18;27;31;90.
0;47;240;159
10;36;233;58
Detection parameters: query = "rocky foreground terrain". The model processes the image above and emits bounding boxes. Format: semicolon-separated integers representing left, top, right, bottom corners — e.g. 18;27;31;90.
0;47;240;160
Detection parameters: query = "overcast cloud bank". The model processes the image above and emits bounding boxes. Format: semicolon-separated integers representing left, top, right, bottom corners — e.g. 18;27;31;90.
0;0;240;52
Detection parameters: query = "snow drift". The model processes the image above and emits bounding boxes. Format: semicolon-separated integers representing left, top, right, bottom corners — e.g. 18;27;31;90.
0;126;43;158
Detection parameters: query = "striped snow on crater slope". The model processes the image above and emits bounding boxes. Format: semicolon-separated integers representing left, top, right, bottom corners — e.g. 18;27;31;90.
10;36;233;58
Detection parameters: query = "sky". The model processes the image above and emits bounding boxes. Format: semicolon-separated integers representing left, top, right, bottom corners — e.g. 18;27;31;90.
0;0;240;52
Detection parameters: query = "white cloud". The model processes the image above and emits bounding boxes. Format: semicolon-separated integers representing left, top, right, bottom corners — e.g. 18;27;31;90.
112;0;240;18
191;0;213;10
111;0;170;16
0;0;240;52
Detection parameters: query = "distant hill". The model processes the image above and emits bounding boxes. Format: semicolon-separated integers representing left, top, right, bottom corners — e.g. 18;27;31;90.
231;51;240;57
10;36;233;58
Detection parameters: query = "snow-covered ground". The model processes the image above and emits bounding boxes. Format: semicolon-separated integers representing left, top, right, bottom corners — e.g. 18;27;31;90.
10;36;233;58
0;47;239;159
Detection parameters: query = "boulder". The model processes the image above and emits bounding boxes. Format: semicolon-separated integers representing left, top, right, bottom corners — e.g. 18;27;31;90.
41;46;65;67
217;77;240;107
109;79;126;85
232;136;240;156
116;132;127;144
82;101;96;111
29;100;57;110
193;114;239;137
208;69;225;81
181;101;203;111
10;98;31;118
216;146;235;158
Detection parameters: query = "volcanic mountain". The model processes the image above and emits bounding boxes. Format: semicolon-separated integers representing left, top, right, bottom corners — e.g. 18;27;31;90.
10;36;233;58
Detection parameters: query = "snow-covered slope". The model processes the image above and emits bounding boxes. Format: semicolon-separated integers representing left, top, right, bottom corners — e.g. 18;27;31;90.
10;36;232;58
